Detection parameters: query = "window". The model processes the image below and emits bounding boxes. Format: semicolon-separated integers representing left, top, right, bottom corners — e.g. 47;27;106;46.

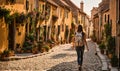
48;26;50;39
43;26;46;41
110;20;112;25
58;25;60;35
108;15;110;24
65;10;68;18
43;4;45;10
105;14;106;22
65;26;69;38
62;24;64;31
26;0;29;11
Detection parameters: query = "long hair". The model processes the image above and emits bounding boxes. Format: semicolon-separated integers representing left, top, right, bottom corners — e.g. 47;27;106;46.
77;25;85;36
77;25;83;33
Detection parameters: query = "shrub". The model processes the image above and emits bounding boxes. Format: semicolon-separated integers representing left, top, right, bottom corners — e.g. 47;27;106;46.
99;43;106;50
42;45;50;52
47;39;54;44
104;23;111;37
32;46;38;54
107;36;115;54
91;34;97;42
22;46;33;53
1;50;14;57
111;55;118;67
0;7;10;19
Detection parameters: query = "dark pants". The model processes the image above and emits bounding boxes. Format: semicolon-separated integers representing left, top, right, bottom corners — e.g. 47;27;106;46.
76;46;84;66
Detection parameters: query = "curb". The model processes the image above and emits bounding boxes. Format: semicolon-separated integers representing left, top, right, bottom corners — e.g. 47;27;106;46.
95;43;119;71
0;44;67;61
0;48;55;61
95;43;109;71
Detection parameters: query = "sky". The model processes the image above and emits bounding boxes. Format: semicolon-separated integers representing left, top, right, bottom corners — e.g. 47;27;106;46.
71;0;102;16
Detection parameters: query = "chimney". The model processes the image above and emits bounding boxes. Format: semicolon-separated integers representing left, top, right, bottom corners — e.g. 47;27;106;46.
80;1;84;12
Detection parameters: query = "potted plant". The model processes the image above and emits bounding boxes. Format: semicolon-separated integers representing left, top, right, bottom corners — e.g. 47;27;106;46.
0;7;10;19
111;54;118;67
47;39;54;48
99;43;106;54
40;47;46;53
37;39;44;51
32;46;38;54
0;50;9;59
32;40;38;54
42;45;50;52
0;49;14;59
8;50;15;56
107;36;115;58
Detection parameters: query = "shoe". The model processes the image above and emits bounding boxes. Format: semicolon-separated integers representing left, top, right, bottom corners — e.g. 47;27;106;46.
95;53;97;55
79;66;81;71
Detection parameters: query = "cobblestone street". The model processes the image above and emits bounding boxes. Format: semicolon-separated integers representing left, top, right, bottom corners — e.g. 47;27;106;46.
0;40;102;71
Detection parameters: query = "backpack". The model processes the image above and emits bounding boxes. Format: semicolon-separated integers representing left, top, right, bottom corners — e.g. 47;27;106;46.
75;32;84;46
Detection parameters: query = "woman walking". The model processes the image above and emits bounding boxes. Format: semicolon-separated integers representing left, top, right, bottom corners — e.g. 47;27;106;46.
73;25;89;71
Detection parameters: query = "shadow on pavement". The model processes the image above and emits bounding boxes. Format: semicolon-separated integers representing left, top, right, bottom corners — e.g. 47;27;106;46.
47;60;78;71
51;53;76;59
51;53;68;59
64;48;75;51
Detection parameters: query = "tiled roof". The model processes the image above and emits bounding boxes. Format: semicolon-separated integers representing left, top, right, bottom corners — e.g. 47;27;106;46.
52;0;65;8
92;7;98;10
62;0;79;17
47;0;58;7
52;0;70;10
98;0;110;12
60;0;70;10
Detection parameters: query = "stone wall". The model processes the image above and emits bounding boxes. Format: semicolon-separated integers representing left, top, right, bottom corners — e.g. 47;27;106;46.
15;24;26;48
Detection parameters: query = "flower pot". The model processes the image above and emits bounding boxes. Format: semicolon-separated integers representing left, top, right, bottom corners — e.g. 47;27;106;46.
32;47;38;54
108;53;113;59
9;51;15;56
101;49;104;54
40;48;46;53
16;48;21;53
26;50;31;53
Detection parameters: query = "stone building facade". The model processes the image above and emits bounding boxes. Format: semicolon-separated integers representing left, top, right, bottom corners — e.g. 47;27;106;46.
91;0;120;59
0;0;27;53
0;0;90;54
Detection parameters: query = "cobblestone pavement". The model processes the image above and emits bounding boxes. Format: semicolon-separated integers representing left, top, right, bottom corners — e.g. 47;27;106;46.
0;40;102;71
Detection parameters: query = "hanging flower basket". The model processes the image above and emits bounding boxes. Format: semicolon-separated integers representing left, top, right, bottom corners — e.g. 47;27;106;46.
0;7;10;19
15;13;26;24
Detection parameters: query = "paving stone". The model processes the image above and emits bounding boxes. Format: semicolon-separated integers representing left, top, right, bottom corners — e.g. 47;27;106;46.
0;41;102;71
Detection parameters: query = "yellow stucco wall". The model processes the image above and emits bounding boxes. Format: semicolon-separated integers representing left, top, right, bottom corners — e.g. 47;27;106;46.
15;24;26;48
3;3;26;48
0;19;8;54
4;4;26;14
